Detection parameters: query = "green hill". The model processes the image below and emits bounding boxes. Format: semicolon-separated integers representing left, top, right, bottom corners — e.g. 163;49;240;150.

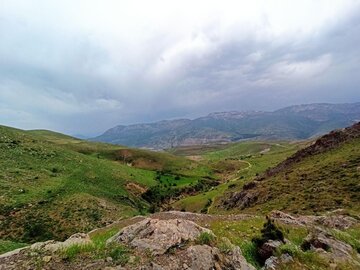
219;122;360;215
170;141;303;213
0;125;212;244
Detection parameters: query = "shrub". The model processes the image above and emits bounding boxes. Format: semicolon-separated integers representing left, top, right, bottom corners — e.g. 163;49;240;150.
251;217;284;265
252;217;284;247
196;232;215;245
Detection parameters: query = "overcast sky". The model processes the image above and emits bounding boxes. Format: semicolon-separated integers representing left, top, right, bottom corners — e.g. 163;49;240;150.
1;0;360;136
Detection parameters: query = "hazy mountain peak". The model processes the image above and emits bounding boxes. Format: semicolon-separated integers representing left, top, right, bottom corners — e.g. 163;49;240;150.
93;102;360;149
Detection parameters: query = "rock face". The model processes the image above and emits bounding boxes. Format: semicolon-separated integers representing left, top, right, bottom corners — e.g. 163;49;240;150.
106;217;256;269
107;218;212;255
186;245;219;269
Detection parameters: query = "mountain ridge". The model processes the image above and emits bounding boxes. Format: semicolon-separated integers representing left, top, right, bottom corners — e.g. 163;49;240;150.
93;102;360;149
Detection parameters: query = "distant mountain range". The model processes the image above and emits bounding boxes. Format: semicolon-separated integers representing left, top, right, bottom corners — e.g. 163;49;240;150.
93;102;360;149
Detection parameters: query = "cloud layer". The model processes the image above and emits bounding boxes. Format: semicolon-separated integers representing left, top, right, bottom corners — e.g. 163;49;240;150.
1;0;360;135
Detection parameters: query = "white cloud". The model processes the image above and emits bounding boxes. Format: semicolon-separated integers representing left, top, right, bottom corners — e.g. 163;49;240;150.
0;0;359;134
255;54;333;86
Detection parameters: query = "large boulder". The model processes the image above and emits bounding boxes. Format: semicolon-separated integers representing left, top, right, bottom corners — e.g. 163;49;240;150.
107;218;212;255
108;217;256;269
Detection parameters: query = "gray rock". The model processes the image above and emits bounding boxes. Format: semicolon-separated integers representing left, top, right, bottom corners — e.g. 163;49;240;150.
280;253;293;263
258;240;282;261
108;218;213;255
264;256;279;270
304;231;353;260
30;233;92;252
187;245;218;270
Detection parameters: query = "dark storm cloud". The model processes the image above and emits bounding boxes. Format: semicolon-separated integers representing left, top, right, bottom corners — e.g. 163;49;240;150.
0;1;360;135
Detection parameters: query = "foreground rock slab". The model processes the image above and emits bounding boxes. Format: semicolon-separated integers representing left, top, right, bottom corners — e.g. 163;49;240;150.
107;218;212;255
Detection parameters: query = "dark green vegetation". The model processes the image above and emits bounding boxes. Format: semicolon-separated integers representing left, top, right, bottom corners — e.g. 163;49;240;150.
252;218;285;264
0;125;212;245
221;122;360;214
94;102;360;149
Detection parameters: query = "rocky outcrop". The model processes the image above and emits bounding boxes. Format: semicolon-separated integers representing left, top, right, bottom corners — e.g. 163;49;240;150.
302;230;354;261
222;186;259;210
315;215;357;230
107;218;213;255
269;210;358;230
105;217;255;269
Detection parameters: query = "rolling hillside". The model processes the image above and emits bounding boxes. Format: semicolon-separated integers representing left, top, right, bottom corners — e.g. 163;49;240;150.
93;102;360;149
0;125;213;246
219;122;360;214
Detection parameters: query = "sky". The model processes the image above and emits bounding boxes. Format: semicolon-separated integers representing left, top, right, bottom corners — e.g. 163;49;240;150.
1;0;360;136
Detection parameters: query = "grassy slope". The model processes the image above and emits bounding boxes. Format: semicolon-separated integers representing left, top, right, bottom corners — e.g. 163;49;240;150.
0;126;211;244
236;137;360;215
171;141;304;212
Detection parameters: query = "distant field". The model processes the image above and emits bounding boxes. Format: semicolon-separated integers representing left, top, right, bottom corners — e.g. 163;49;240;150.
171;141;304;213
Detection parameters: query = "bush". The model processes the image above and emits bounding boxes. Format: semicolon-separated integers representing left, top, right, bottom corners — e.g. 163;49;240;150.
196;232;215;245
278;243;298;256
252;217;284;247
251;217;284;265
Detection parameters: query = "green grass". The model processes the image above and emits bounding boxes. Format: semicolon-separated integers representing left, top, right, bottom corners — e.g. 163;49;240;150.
0;240;27;254
239;137;360;214
331;226;360;253
60;227;130;265
196;232;215;245
0;125;214;244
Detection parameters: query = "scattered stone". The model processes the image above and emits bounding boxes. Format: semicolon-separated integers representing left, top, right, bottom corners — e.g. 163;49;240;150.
264;256;279;270
42;256;52;263
280;253;293;263
128;255;136;264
